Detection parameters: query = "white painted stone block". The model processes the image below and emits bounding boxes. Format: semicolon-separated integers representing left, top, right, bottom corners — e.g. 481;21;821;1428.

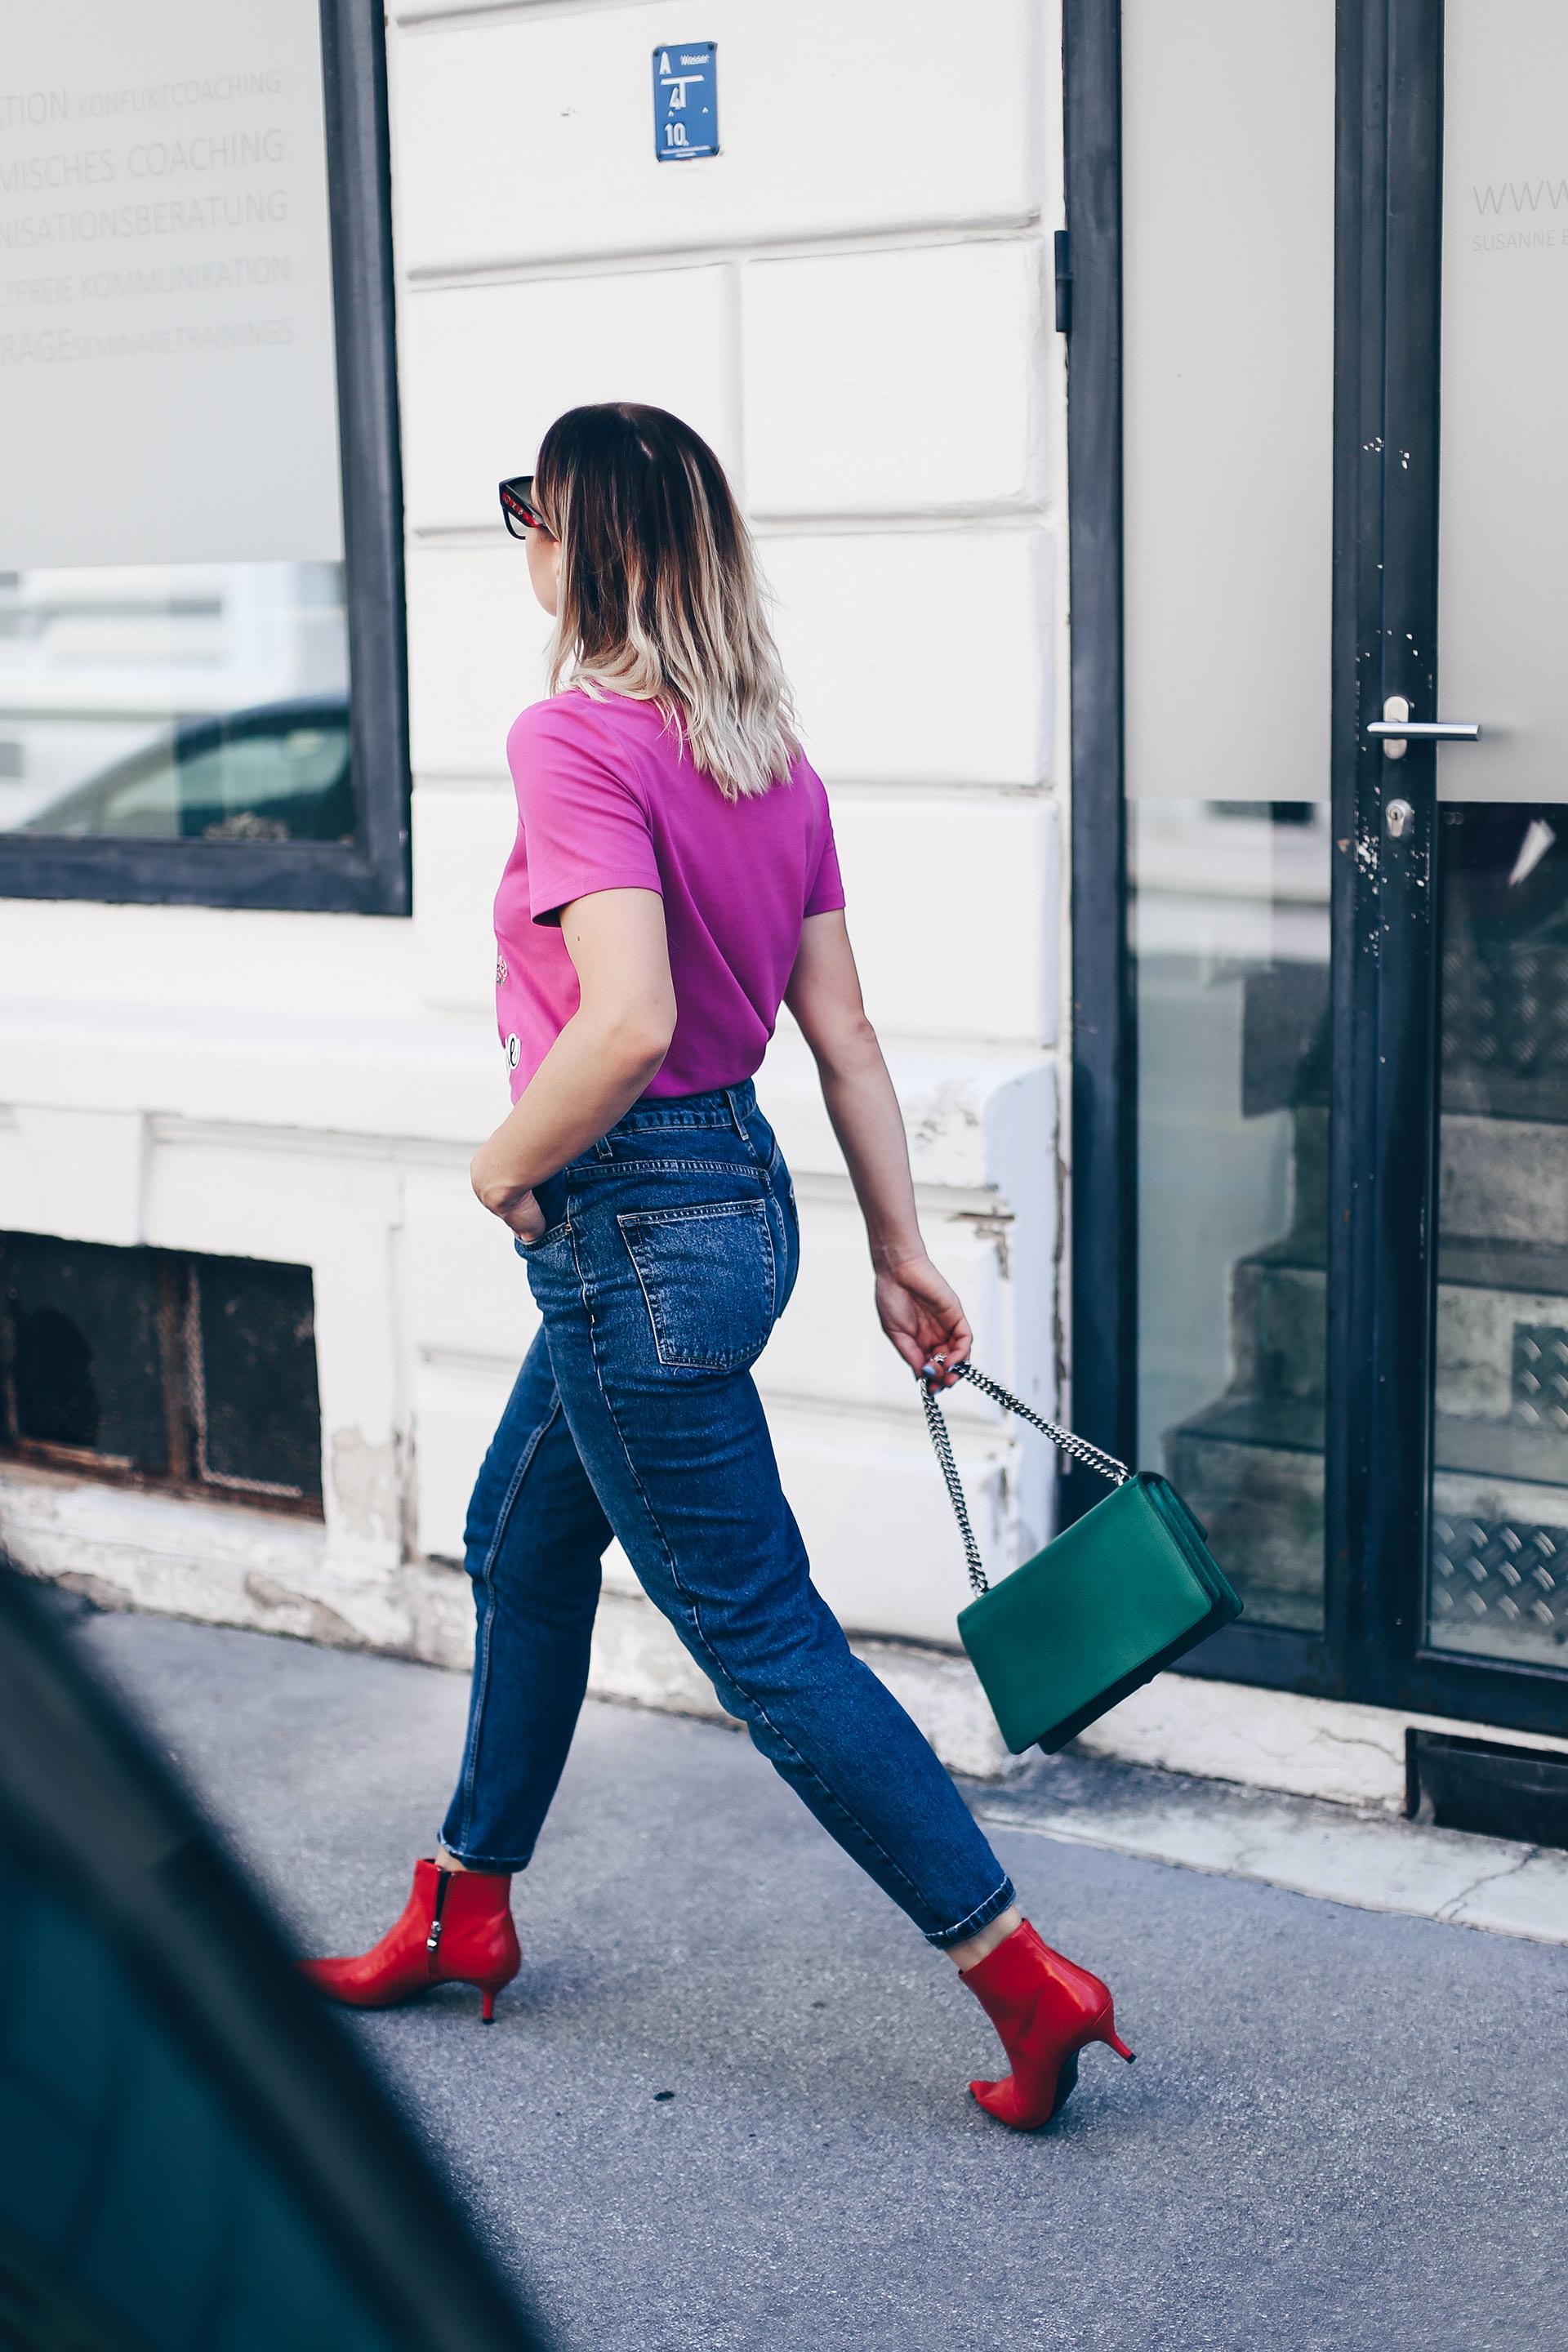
0;996;499;1152
0;1107;146;1247
764;530;1049;786
391;2;1035;276
755;1196;1009;1423
0;901;425;1022
142;1130;402;1267
403;1165;540;1368
412;1358;517;1563
412;785;519;1014
759;1027;1058;1198
758;1042;1060;1574
406;543;553;781
400;268;740;532
771;1407;1016;1646
742;241;1045;515
830;793;1056;1046
1075;1676;1412;1806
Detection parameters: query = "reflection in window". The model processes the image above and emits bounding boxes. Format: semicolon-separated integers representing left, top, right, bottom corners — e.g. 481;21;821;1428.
1429;804;1568;1668
0;562;348;843
1132;800;1332;1632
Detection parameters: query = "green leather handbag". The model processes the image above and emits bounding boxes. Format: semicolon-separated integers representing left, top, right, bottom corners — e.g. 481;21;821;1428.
921;1365;1242;1755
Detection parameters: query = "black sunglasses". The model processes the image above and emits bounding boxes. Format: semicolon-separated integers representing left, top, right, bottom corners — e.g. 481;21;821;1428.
499;474;546;537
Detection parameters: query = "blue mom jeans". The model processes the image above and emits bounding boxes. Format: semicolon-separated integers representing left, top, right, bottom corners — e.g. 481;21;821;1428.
439;1080;1014;1950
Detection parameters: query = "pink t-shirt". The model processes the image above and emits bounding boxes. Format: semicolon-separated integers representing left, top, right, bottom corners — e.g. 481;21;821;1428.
494;689;844;1102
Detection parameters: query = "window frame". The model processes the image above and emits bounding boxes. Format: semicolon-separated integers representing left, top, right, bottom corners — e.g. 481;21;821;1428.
0;0;410;916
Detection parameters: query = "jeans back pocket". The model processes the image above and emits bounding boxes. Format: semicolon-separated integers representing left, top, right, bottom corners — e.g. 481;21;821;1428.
617;1197;777;1371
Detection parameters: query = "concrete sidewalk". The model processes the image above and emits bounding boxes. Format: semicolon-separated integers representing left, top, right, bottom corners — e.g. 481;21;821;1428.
70;1607;1567;2352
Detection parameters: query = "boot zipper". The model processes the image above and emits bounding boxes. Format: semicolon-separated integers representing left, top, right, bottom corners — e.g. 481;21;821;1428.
426;1865;452;1971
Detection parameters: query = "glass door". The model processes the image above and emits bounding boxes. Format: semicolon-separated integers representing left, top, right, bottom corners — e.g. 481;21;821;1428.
1421;3;1568;1677
1120;0;1337;1642
1065;0;1568;1736
1296;0;1568;1733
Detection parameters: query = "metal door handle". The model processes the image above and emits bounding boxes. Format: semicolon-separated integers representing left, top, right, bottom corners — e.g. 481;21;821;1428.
1367;696;1482;760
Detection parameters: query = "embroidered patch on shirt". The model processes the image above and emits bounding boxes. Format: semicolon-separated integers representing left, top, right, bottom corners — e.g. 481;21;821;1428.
506;1033;520;1070
495;951;508;986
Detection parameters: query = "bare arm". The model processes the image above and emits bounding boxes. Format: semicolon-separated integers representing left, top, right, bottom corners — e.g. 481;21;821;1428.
470;889;676;1235
784;909;970;1388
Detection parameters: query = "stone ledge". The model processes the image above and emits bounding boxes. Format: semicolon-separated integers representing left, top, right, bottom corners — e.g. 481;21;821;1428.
978;1747;1568;1948
0;1465;473;1667
1075;1669;1568;1813
0;1467;1021;1783
14;1463;1561;1811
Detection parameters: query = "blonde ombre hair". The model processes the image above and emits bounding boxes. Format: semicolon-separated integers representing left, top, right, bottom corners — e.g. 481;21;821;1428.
533;403;801;801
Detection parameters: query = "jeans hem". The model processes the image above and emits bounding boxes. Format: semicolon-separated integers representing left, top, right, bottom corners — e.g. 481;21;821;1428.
436;1837;532;1874
924;1875;1017;1950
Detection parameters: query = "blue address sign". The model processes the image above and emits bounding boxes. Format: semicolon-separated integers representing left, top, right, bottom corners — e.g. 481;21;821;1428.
653;42;718;162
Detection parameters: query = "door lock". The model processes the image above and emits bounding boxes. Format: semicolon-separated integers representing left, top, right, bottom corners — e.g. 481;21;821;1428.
1385;797;1414;840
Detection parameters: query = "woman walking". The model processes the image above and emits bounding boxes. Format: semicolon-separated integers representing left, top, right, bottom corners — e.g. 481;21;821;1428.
303;404;1132;2130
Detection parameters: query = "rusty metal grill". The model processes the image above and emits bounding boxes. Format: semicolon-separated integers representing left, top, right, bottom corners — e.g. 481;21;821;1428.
0;1234;322;1517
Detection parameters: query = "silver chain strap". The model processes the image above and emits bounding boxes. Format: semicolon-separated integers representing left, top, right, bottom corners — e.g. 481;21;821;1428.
920;1361;1131;1599
920;1378;990;1596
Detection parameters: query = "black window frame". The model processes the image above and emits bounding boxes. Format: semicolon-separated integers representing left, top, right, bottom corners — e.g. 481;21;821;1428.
0;0;409;916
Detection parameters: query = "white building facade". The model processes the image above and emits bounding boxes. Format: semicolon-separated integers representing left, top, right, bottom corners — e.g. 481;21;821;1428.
0;1;1063;1784
7;2;1568;1823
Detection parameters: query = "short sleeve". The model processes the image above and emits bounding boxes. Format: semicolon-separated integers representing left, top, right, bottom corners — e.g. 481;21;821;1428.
507;699;662;924
804;804;845;917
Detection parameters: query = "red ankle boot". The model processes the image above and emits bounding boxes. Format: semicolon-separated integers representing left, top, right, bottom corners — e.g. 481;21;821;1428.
300;1859;520;2024
961;1919;1134;2130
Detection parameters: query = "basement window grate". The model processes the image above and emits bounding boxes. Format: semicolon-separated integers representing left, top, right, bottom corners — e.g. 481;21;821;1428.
0;1233;323;1517
1406;1728;1568;1853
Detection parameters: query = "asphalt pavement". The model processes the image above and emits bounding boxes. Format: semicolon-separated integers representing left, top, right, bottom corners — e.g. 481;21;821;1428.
68;1605;1568;2352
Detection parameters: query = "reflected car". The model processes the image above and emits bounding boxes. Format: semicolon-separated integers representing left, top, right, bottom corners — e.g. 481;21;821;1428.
19;697;353;844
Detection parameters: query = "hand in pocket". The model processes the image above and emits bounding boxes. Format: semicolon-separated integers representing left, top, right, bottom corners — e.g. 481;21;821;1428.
510;1189;547;1244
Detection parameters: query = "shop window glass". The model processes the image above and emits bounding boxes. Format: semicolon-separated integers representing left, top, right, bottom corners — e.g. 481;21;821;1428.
0;0;404;909
1122;0;1335;1630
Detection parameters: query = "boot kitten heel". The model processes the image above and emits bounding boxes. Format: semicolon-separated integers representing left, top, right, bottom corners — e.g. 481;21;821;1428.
961;1919;1135;2132
300;1858;520;2023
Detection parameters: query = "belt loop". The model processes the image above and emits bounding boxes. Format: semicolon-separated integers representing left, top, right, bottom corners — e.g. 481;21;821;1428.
728;1081;764;1161
595;1134;614;1160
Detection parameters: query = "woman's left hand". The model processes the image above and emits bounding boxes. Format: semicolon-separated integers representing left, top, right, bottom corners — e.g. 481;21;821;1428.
874;1253;972;1388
